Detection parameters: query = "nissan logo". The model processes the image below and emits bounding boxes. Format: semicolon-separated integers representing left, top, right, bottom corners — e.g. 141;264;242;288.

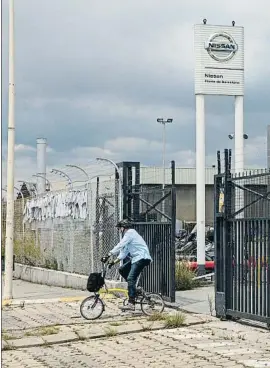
204;32;238;62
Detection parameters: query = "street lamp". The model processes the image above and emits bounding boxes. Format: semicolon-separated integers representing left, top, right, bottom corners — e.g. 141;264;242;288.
51;169;73;190
66;164;89;182
157;118;173;217
32;174;52;191
96;157;122;220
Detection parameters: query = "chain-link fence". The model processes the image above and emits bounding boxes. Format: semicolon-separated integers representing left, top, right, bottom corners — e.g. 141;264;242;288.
2;163;121;277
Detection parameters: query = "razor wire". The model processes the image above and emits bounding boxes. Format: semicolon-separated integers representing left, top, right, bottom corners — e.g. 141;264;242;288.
6;160;122;278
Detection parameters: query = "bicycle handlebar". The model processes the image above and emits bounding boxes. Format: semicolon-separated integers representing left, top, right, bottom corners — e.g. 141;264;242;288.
101;256;110;264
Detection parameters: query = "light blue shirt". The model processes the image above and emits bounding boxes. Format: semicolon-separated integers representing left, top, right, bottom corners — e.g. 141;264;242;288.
109;229;152;264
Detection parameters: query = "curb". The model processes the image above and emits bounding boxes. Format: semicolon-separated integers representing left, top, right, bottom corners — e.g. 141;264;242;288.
2;317;211;351
2;296;86;307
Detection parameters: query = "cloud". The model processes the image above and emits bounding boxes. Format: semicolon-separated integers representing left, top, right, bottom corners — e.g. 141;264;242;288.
14;144;35;152
1;0;270;185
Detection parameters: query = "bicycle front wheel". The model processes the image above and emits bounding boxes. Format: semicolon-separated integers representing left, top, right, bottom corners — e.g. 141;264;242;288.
141;293;165;316
80;295;104;320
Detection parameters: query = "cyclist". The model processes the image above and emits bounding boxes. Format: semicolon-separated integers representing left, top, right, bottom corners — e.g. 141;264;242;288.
106;219;152;311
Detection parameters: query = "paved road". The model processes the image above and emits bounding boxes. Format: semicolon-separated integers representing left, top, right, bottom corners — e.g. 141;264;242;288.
3;320;270;368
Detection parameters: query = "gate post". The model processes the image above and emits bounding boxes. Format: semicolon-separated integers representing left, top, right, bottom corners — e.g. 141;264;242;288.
215;171;226;318
170;161;176;302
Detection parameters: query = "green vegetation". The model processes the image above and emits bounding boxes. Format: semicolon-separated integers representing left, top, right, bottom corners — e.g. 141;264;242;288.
164;312;186;328
175;261;200;291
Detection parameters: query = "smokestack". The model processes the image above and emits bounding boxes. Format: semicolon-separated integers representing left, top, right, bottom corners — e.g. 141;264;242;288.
267;125;270;169
36;138;47;194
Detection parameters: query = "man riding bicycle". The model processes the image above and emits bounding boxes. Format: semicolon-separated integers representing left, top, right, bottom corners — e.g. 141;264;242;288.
105;219;152;311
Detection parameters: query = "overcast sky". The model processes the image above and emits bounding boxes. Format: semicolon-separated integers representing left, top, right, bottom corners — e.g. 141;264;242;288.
1;0;270;187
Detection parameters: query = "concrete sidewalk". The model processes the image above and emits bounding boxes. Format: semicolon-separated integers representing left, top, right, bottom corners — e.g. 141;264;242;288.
2;278;87;306
176;285;215;315
3;317;270;367
2;296;211;350
2;279;216;315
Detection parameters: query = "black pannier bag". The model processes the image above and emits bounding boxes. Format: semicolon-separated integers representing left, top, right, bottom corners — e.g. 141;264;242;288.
86;272;104;292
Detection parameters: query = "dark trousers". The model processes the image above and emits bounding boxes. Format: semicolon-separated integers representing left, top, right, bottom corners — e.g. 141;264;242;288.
119;259;151;303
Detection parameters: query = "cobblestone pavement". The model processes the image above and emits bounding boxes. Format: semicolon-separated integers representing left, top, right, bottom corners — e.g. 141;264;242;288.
2;299;145;331
3;321;270;368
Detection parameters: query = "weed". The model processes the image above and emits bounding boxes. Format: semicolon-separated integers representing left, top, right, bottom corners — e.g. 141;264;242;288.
104;327;117;337
24;326;60;337
109;322;122;327
164;312;186;328
175;262;200;291
140;323;153;331
2;333;15;341
207;294;214;316
147;312;166;322
2;345;14;351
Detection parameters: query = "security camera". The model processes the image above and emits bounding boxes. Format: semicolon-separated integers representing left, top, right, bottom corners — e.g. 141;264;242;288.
228;134;234;140
243;133;248;139
203;18;207;25
232;21;235;27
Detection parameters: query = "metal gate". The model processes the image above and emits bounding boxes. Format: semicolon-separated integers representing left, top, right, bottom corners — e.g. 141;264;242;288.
119;161;176;302
215;149;270;327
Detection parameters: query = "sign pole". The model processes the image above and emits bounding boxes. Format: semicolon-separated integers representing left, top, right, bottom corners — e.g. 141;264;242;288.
194;22;244;276
196;94;206;275
234;96;244;174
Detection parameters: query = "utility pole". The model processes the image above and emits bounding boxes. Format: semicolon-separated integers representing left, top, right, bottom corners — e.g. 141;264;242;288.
4;0;15;300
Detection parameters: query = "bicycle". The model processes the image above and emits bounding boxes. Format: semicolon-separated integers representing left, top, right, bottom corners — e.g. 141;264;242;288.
80;257;165;320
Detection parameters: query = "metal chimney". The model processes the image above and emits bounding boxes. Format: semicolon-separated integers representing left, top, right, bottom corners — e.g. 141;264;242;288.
36;138;47;194
267;125;270;169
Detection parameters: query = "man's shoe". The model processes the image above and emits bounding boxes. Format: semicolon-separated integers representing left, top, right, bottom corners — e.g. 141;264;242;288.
121;302;135;311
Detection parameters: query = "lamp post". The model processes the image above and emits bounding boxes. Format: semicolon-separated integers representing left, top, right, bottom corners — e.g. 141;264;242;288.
51;169;73;190
32;174;52;191
96;157;122;221
3;0;15;300
157;118;173;218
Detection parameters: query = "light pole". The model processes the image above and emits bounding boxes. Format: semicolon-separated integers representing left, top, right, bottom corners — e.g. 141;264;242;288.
96;157;122;221
157;118;173;217
66;164;89;182
3;0;15;300
51;169;73;190
32;174;52;191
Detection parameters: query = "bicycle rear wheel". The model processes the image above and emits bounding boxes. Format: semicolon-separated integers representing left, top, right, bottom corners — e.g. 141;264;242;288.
141;293;165;316
80;295;104;320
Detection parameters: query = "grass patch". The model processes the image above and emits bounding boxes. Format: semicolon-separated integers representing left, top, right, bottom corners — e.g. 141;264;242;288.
104;327;118;337
164;312;186;328
147;312;167;322
2;332;15;341
109;322;122;327
24;326;60;337
140;323;153;331
2;345;15;351
175;261;200;291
